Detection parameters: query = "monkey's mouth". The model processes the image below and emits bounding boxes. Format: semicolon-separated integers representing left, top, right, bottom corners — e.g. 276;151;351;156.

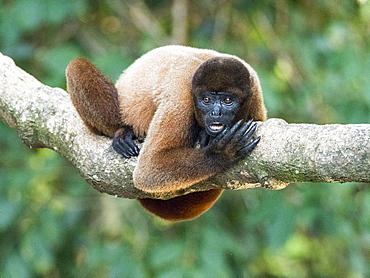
209;122;225;132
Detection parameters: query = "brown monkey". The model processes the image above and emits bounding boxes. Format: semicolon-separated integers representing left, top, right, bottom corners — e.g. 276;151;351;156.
66;45;267;221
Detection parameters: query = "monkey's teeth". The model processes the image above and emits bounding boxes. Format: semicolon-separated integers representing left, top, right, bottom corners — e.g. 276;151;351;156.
210;123;224;131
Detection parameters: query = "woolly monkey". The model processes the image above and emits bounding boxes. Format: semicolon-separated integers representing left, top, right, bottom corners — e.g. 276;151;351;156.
66;45;267;221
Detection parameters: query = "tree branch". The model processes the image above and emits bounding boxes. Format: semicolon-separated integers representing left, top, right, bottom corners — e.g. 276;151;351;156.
1;52;369;200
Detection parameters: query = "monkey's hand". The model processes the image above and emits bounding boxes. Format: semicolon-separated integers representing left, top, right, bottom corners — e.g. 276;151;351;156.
112;126;140;158
198;129;212;148
206;119;260;163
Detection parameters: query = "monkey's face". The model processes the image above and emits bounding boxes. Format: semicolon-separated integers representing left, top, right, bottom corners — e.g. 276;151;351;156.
194;91;241;137
192;56;251;137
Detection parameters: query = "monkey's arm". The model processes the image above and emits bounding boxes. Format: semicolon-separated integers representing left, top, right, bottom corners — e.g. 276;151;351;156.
131;111;259;193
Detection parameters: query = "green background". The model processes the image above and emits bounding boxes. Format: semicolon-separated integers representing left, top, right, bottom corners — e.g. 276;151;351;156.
1;1;370;277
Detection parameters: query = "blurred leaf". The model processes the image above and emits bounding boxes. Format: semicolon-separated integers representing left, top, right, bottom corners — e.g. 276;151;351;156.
267;202;296;248
2;252;31;278
36;45;85;87
13;0;46;32
0;198;22;230
92;50;133;81
150;240;183;270
21;228;54;274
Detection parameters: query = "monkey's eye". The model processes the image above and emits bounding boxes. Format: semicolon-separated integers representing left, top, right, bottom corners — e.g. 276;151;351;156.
223;97;233;105
203;97;211;104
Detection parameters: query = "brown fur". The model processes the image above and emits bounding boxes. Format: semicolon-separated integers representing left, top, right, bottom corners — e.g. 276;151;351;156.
66;58;121;137
139;189;223;221
66;46;267;221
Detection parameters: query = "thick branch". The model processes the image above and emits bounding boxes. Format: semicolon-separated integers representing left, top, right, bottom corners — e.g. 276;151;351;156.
1;52;369;199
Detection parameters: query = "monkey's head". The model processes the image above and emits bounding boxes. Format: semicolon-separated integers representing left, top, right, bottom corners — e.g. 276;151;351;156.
192;57;251;137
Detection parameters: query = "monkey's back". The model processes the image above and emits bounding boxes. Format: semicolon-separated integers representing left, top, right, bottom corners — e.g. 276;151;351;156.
115;45;220;138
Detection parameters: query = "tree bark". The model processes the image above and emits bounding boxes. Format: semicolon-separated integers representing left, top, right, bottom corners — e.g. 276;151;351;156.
1;52;369;199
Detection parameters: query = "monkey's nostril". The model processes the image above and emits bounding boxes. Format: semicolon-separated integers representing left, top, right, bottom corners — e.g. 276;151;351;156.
211;110;222;117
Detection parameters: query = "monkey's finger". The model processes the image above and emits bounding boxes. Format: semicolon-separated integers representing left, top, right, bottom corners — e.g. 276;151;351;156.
216;119;244;145
230;119;254;143
238;136;261;157
112;138;137;158
117;143;133;158
236;122;258;148
243;122;258;140
113;142;132;158
126;139;140;156
245;118;254;127
133;144;140;155
211;127;230;145
229;119;244;135
122;137;141;157
199;131;210;148
119;138;135;156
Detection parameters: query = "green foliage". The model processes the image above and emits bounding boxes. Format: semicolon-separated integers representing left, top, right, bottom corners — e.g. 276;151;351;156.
1;0;370;277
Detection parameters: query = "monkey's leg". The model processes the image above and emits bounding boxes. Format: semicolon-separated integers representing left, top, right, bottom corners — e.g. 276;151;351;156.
66;58;140;158
66;58;121;137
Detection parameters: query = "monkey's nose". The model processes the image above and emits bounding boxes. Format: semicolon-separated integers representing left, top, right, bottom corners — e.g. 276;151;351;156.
211;109;222;117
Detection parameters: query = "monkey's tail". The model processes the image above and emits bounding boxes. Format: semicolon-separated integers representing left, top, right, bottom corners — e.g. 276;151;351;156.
138;189;223;221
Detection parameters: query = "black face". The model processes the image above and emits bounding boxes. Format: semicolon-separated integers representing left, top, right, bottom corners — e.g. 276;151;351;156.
195;91;241;137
